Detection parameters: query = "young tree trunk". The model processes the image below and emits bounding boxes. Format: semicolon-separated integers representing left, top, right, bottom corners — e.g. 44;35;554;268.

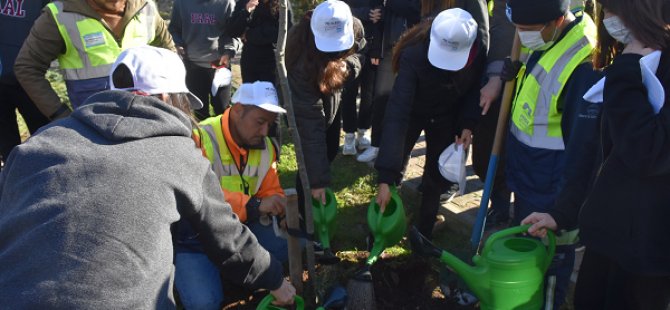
275;0;316;301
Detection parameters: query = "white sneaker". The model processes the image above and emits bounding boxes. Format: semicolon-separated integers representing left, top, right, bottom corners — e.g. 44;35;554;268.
356;146;378;162
342;133;357;155
356;129;371;150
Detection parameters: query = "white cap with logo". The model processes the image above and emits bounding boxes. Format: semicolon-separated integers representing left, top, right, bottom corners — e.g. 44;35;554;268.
310;0;354;52
428;8;478;71
232;81;287;114
110;46;204;109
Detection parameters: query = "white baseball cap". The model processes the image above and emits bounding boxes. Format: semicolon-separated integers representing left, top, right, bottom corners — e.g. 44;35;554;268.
110;46;203;109
232;81;286;114
310;0;354;52
428;8;478;71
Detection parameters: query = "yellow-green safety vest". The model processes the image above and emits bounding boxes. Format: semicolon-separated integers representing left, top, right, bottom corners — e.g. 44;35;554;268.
196;115;273;196
510;14;596;150
46;1;156;81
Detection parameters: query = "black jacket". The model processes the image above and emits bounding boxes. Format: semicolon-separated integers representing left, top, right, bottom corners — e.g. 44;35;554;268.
368;0;420;58
550;53;670;276
226;0;290;56
0;0;49;84
375;40;485;184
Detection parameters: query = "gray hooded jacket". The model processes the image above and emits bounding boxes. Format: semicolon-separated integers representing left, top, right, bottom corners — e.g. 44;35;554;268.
0;91;282;309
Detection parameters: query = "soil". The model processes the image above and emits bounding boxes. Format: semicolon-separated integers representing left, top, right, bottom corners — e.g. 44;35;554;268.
220;252;479;310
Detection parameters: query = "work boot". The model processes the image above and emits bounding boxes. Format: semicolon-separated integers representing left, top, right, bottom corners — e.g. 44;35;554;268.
342;133;357;155
356;146;378;163
356;129;371;150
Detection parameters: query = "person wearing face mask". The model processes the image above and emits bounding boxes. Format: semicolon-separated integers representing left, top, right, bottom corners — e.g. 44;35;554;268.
522;0;670;308
503;0;601;308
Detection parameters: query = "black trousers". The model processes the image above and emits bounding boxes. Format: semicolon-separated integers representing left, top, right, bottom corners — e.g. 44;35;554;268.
471;78;511;218
184;60;231;120
341;57;375;133
574;249;670;310
397;117;455;240
240;46;277;84
0;82;49;162
370;50;395;147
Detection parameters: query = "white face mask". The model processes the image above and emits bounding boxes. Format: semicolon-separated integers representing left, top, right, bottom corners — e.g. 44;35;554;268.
603;15;633;44
518;24;557;51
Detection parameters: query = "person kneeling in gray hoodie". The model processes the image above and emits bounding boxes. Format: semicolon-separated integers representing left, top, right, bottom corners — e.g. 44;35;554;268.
0;46;295;309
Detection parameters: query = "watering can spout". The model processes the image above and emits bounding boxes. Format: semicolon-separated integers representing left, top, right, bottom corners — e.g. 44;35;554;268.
409;226;487;300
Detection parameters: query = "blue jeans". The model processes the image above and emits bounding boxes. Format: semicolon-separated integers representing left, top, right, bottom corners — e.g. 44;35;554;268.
247;220;290;263
174;252;224;310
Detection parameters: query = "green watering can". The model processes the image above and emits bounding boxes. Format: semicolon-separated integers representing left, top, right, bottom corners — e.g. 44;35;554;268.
366;185;406;265
410;224;555;310
256;294;307;310
312;188;337;250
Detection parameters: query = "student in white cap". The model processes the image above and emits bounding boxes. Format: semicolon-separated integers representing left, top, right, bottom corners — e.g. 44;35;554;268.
285;1;365;211
374;7;484;241
0;47;296;308
174;81;292;309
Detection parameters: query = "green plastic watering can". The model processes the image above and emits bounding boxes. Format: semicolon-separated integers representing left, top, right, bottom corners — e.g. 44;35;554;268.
410;224;555;310
312;188;337;250
256;294;307;310
366;185;406;265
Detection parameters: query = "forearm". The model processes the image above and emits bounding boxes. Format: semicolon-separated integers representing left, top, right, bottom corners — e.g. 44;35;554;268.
185;171;284;291
152;15;176;52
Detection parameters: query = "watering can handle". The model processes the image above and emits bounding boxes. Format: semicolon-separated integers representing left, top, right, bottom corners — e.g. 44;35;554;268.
256;294;304;310
482;224;556;273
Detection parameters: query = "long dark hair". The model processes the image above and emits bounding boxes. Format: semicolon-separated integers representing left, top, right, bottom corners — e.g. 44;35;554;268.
392;18;433;73
593;0;670;69
286;11;361;95
420;0;454;18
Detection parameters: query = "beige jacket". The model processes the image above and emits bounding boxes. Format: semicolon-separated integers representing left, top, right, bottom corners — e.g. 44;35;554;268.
14;0;175;120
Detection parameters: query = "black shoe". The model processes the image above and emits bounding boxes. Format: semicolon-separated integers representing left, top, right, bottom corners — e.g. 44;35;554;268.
439;183;459;202
484;208;510;231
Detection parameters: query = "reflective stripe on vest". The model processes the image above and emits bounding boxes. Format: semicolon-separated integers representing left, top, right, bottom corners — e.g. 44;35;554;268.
510;15;596;150
46;1;156;81
196;115;272;196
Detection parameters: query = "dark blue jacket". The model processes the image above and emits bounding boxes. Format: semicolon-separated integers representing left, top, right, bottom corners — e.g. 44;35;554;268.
0;0;49;84
505;18;601;214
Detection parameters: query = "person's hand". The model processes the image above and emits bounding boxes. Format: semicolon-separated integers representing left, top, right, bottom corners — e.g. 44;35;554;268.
369;8;382;23
270;279;296;306
376;183;391;213
479;77;503;115
622;37;655;56
213;54;230;68
312;188;326;205
176;46;186;58
521;212;558;238
259;194;287;216
455;129;473;151
371;58;380;66
246;0;259;12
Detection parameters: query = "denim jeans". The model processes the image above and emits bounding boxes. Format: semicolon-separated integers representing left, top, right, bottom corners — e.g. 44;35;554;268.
174;252;224;310
247;220;289;263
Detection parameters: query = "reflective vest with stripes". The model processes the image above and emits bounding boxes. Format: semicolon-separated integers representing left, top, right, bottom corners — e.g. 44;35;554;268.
46;1;156;81
510;15;596;150
195;115;273;200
